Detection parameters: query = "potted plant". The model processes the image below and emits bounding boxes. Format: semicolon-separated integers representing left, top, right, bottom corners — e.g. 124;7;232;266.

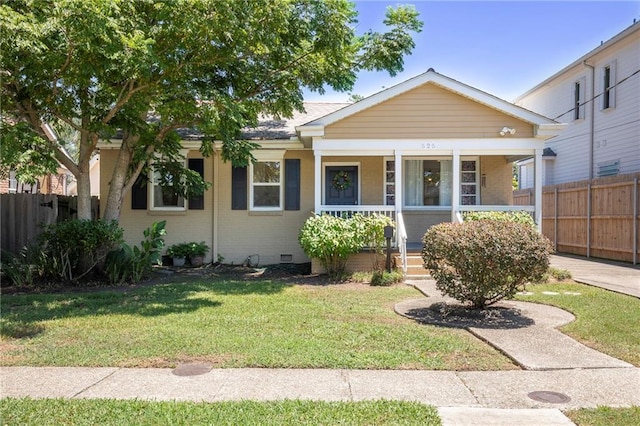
167;243;191;267
187;241;209;266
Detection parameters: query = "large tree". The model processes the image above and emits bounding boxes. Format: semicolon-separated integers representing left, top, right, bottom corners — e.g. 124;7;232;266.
1;0;422;221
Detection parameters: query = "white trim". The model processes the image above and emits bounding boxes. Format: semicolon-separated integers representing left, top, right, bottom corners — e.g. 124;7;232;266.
383;157;395;206
313;138;546;152
600;60;617;110
452;151;460;221
149;157;187;212
534;149;543;231
322;162;361;206
314;152;322;213
460;156;480;207
249;159;284;211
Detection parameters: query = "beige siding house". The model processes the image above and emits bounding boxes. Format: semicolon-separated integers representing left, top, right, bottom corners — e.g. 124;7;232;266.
99;69;565;272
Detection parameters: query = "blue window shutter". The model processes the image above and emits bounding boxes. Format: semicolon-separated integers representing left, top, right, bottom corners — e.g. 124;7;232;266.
131;173;147;210
285;159;300;211
231;166;247;210
188;158;205;210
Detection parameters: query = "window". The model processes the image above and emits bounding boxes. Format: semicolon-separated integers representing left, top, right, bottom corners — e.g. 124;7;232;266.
150;161;186;210
251;160;282;210
384;159;395;206
403;159;452;207
460;159;478;205
602;62;616;110
573;78;586;120
8;171;17;193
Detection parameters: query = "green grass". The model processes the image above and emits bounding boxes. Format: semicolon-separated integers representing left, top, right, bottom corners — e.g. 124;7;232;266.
0;398;441;425
566;406;640;426
0;279;514;370
515;281;640;366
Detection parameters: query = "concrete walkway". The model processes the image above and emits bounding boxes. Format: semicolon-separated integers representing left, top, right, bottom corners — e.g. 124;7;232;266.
550;254;640;298
398;280;633;371
2;256;640;425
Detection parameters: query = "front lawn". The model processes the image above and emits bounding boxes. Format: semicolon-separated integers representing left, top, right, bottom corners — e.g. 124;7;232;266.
515;282;640;366
0;278;514;370
566;406;640;426
0;398;441;426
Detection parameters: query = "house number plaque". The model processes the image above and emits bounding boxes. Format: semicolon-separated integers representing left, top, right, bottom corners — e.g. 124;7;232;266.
421;143;437;149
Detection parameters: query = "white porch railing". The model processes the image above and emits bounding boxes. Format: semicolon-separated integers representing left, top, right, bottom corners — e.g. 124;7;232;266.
396;211;408;275
316;205;396;221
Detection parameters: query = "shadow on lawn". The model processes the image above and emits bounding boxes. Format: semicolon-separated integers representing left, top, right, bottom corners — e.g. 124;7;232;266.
0;279;289;339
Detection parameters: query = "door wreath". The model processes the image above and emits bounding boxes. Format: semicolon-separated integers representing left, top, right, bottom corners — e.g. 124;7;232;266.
332;170;352;191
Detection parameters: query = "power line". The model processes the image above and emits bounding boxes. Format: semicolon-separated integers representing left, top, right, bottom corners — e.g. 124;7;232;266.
552;68;640;121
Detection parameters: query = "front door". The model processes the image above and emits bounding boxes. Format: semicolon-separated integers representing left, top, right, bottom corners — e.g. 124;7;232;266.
325;166;358;205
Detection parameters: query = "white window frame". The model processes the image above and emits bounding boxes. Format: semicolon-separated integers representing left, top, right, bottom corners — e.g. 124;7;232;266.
250;150;285;211
573;76;586;120
601;60;617;110
402;157;453;210
149;155;187;212
460;156;479;206
384;157;395;206
8;171;17;193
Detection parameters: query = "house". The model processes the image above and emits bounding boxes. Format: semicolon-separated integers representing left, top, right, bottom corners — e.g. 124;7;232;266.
98;69;565;272
515;20;640;187
0;168;71;195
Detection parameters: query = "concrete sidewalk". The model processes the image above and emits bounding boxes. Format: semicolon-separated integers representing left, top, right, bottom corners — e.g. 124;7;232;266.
2;366;639;424
550;254;640;298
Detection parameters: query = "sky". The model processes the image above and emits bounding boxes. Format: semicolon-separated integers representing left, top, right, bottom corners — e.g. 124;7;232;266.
305;0;640;102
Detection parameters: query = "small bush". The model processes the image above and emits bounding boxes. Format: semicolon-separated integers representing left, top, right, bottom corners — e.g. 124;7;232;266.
298;214;363;280
549;267;572;281
356;214;394;271
298;213;396;280
37;220;123;283
422;220;552;309
1;246;47;287
370;270;404;286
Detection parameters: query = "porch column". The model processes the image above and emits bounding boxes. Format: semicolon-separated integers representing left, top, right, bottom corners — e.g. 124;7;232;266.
314;149;322;213
452;150;460;222
534;148;543;232
394;150;402;214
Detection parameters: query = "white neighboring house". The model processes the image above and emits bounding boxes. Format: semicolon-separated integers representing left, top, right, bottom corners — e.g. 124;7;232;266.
515;20;640;187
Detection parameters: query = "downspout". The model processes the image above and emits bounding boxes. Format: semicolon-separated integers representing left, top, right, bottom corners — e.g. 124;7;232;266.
583;61;595;180
584;61;595;258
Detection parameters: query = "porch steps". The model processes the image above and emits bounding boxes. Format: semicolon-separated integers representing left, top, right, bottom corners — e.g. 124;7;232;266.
397;253;431;279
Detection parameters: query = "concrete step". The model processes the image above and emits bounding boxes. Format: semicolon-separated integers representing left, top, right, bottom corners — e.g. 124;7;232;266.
395;255;431;278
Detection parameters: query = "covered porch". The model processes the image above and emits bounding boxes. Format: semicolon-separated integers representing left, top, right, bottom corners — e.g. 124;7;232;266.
311;141;544;272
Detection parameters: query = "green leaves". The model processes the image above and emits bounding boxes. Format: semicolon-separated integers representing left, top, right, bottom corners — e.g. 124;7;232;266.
422;220;553;309
2;0;421;221
298;213;395;280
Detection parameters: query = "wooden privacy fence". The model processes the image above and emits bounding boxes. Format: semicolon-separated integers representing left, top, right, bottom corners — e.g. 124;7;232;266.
0;194;99;255
540;173;640;264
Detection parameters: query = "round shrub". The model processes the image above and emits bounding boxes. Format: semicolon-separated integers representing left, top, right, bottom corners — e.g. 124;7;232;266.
422;220;553;309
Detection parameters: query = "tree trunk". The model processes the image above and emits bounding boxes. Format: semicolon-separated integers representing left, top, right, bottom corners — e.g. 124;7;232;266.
75;169;93;220
102;134;147;223
103;146;134;223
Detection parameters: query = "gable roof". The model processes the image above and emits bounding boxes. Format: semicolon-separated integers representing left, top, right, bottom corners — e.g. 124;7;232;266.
297;68;564;140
